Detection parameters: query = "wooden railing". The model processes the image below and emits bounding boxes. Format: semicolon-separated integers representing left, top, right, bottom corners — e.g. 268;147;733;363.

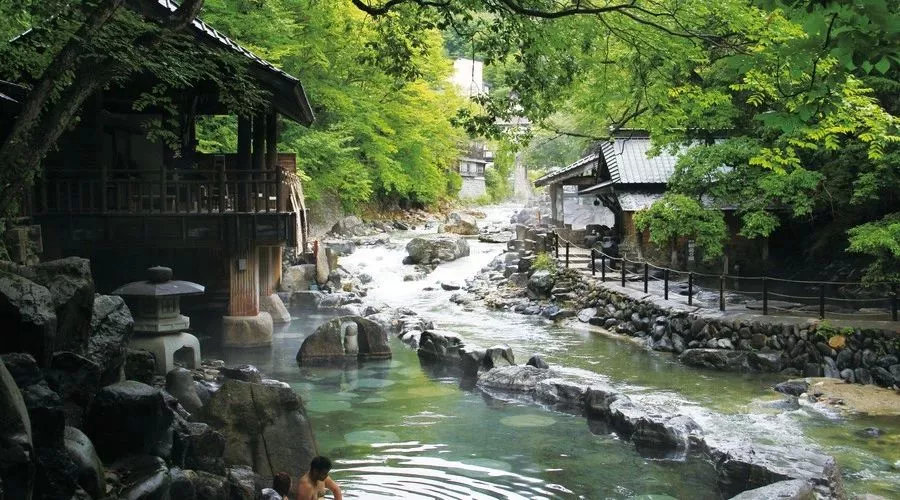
33;158;289;216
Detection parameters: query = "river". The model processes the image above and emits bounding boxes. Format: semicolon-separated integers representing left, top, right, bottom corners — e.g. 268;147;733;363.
208;204;899;499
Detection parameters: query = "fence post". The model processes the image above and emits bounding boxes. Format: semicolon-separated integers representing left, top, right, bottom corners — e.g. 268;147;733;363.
554;233;559;258
664;269;669;300
892;284;898;322
643;263;649;293
819;284;826;319
591;249;596;276
688;272;693;306
762;277;768;316
601;255;606;281
565;242;570;268
621;260;626;287
719;275;725;311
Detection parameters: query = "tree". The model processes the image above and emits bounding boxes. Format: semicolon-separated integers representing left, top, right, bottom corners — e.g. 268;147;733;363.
0;0;210;216
633;193;726;267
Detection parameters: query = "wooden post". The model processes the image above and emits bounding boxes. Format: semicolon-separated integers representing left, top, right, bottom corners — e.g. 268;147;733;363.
554;232;559;258
819;284;826;319
565;242;569;268
720;276;725;311
237;115;252;212
664;269;669;300
762;277;768;316
252;113;266;211
621;260;626;287
688;272;693;306
590;249;596;276
266;112;279;211
228;246;260;317
643;263;649;293
601;255;606;281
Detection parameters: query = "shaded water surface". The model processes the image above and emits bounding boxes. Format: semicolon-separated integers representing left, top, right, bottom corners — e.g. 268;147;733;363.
206;205;899;498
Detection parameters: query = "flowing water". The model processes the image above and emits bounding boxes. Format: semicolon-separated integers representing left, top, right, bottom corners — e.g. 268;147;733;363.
208;205;900;499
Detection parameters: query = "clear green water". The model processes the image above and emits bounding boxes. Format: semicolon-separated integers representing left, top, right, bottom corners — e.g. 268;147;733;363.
206;205;900;498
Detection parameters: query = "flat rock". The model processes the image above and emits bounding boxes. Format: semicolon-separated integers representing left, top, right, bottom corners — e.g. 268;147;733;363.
727;479;813;499
84;380;174;462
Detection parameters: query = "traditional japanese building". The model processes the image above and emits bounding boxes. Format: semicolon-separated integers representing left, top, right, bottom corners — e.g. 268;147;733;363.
535;130;763;272
1;0;314;346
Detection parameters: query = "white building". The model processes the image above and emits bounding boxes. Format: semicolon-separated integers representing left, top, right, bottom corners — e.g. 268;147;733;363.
451;58;491;199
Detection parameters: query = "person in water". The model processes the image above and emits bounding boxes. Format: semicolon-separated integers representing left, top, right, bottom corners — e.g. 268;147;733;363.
261;472;292;499
297;456;342;500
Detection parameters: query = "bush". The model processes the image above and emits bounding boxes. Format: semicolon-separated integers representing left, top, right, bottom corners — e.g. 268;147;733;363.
532;252;556;273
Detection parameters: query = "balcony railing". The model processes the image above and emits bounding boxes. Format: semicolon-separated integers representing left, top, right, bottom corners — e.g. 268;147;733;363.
32;154;293;216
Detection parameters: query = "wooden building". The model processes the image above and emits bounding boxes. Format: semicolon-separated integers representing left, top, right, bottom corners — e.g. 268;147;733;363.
1;0;314;345
535;131;761;272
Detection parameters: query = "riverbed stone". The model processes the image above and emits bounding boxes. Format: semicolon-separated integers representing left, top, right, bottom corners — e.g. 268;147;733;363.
84;380;174;462
727;479;814;500
526;355;550;369
527;270;554;298
443;212;479;235
405;234;470;264
679;349;749;372
483;344;515;370
773;379;809;397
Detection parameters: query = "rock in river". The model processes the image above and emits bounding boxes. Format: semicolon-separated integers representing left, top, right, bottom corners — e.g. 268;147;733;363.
405;234;470;264
297;316;391;365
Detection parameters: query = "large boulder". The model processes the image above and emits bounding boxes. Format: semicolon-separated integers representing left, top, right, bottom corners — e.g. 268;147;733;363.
527;270;555;298
708;440;842;498
297;316;390;365
27;258;95;353
417;330;465;368
330;215;368;237
0;357;35;500
63;427;104;500
86;295;133;386
84;381;174;462
0;270;57;367
405;234;470;265
280;264;317;294
442;212;479;235
201;379;318;478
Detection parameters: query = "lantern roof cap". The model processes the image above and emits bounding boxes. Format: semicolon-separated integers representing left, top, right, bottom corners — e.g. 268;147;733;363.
111;266;205;297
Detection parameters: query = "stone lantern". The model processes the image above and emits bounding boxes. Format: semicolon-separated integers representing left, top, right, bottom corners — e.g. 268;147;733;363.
112;266;205;374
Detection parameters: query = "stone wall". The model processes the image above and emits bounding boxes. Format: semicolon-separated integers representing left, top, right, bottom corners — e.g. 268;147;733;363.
458;176;486;199
577;282;900;388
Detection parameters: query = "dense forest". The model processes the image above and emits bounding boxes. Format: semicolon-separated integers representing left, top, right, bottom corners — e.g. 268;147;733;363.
1;0;898;281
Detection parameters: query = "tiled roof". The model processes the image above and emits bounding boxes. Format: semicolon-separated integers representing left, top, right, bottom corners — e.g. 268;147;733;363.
600;135;678;185
534;152;599;187
617;191;664;211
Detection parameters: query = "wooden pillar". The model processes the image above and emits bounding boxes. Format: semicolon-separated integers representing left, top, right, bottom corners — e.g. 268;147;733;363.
252;113;266;171
549;184;559;223
228;245;259;317
237;116;251;212
257;245;283;296
265;112;278;171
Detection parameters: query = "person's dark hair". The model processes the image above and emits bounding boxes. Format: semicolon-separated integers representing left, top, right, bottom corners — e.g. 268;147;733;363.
310;456;332;473
272;472;291;496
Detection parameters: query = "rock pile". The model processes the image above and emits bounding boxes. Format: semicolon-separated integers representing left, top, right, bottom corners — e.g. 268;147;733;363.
0;258;320;500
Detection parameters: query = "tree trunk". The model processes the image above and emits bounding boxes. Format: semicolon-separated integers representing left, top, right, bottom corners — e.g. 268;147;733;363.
0;0;206;215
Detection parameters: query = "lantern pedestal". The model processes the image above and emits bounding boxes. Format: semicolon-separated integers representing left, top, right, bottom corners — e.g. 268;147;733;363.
130;331;201;375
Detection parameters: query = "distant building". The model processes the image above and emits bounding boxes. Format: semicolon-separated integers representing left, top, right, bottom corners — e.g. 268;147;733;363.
450;58;492;199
